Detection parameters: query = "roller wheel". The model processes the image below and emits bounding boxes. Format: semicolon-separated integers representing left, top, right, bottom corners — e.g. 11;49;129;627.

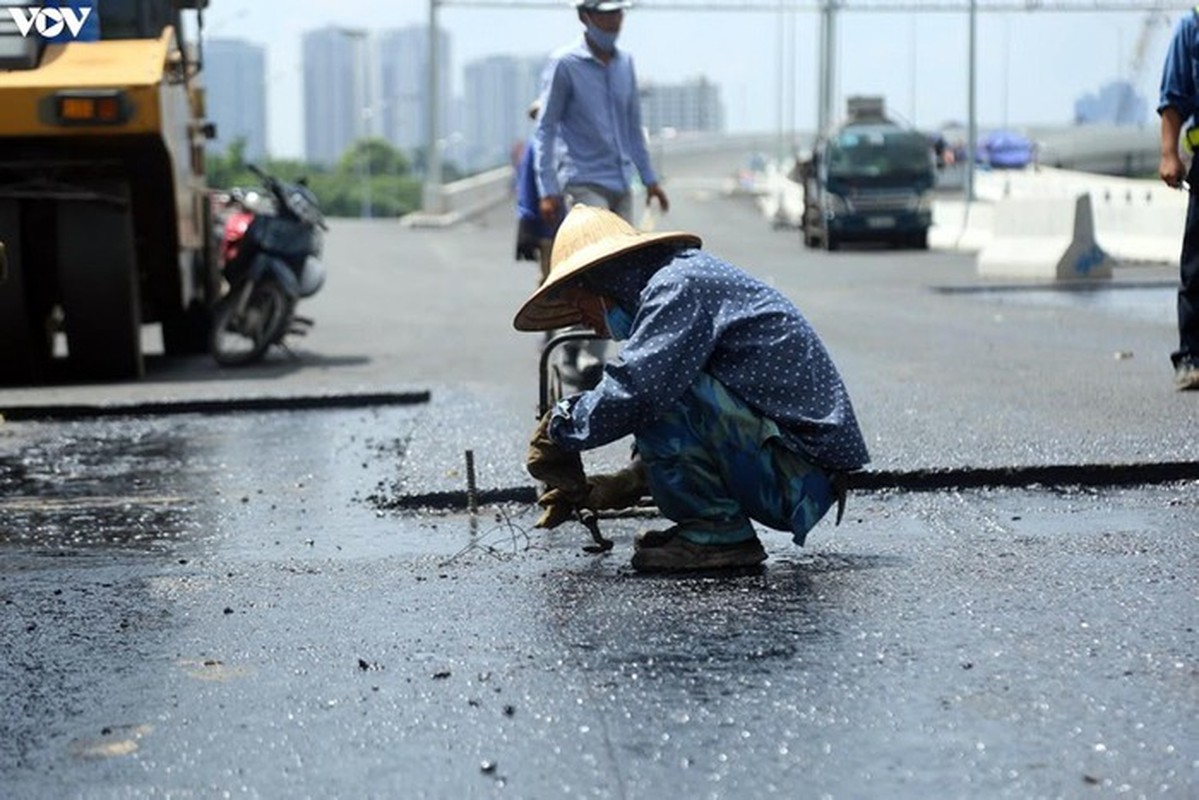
57;180;143;380
0;200;53;384
163;211;220;356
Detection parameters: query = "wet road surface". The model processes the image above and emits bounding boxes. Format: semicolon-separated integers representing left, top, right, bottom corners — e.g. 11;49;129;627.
2;405;1194;798
2;159;1197;797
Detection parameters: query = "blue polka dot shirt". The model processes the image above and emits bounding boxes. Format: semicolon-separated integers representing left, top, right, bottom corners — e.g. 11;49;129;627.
550;248;870;471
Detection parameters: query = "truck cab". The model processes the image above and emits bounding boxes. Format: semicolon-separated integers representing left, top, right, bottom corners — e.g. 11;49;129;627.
0;0;216;384
800;97;935;251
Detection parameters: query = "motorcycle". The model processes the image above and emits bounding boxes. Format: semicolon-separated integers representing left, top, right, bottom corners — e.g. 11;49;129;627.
209;164;327;366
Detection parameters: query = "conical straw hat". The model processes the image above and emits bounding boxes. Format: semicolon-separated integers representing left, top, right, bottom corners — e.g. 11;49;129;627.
512;205;700;331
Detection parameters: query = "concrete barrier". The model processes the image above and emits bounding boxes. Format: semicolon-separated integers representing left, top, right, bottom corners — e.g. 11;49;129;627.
929;199;994;253
754;164;803;228
977;192;1114;281
1090;184;1185;265
401;165;515;228
974;167;1185;265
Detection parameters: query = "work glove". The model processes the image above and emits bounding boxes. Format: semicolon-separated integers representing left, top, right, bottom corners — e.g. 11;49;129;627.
532;458;648;530
526;411;586;491
585;457;647;510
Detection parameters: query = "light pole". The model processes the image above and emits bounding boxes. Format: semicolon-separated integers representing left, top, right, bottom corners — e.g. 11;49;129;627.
423;0;443;214
817;0;840;138
338;27;372;218
966;0;977;202
361;106;374;219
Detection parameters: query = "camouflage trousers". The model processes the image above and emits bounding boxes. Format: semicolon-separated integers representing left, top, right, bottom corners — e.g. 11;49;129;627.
635;373;836;546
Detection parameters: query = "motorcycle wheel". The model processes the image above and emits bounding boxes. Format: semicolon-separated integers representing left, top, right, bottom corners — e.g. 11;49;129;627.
210;280;294;366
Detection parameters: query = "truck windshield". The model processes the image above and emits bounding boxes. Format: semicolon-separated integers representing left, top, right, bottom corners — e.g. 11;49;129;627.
826;130;932;178
98;0;177;40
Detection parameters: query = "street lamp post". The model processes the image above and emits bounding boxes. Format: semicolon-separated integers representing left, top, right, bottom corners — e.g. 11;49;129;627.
361;106;373;219
423;0;443;215
338;27;372;218
966;0;977;202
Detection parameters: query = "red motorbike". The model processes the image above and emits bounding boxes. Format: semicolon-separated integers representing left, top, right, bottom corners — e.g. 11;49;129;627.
209;165;327;366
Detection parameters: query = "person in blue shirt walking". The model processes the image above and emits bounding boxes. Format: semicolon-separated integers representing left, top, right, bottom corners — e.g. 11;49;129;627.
533;0;669;392
516;205;870;573
534;0;669;228
515;100;556;281
1158;8;1199;391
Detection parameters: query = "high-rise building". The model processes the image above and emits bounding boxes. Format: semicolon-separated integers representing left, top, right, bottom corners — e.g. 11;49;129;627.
302;26;369;167
377;26;451;161
1074;81;1148;127
640;77;725;136
462;54;544;172
203;38;267;162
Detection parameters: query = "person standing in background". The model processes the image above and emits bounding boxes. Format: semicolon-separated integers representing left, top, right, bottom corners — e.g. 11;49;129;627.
1157;9;1199;391
533;0;669;391
515;101;555;282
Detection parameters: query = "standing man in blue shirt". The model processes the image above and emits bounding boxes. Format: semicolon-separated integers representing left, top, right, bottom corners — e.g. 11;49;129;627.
534;0;669;227
1158;9;1199;391
534;0;670;391
516;206;869;573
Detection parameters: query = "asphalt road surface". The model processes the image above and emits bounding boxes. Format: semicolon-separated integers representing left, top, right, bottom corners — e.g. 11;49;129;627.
1;169;1196;798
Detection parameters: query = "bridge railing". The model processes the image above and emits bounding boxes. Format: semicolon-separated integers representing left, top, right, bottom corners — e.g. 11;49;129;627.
401;165;515;229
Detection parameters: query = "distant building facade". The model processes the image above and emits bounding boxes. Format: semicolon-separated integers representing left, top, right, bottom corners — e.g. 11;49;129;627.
640;77;725;136
462;54;543;171
1074;80;1148;127
302;26;368;167
377;26;452;162
204;38;267;161
296;25;721;174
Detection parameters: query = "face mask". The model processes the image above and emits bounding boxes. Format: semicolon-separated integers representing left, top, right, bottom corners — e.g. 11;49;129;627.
585;20;619;54
602;299;634;341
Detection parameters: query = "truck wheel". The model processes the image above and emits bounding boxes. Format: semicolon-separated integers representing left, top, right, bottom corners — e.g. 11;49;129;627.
162;300;212;356
57;180;143;381
911;229;929;250
162;250;215;356
164;213;220;356
0;201;53;384
824;230;841;252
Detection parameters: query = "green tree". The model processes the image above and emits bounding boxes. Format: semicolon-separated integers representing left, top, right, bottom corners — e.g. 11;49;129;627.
323;138;423;218
339;138;410;177
205;137;426;218
205;136;248;190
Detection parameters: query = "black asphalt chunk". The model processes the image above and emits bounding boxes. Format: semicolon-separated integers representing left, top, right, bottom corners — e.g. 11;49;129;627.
0;391;432;421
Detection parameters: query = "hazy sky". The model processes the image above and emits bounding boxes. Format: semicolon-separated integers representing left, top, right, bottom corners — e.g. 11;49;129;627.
200;0;1172;159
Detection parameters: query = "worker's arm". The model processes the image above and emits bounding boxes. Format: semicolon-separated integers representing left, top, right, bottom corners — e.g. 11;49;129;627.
1161;106;1187;188
1158;16;1199;188
534;59;569;228
551;268;717;451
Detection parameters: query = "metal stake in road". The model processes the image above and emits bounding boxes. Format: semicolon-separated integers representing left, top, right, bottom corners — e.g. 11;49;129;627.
465;449;478;516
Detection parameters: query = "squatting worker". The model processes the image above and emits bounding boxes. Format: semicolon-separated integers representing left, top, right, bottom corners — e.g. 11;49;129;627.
515;206;870;573
1157;8;1199;391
